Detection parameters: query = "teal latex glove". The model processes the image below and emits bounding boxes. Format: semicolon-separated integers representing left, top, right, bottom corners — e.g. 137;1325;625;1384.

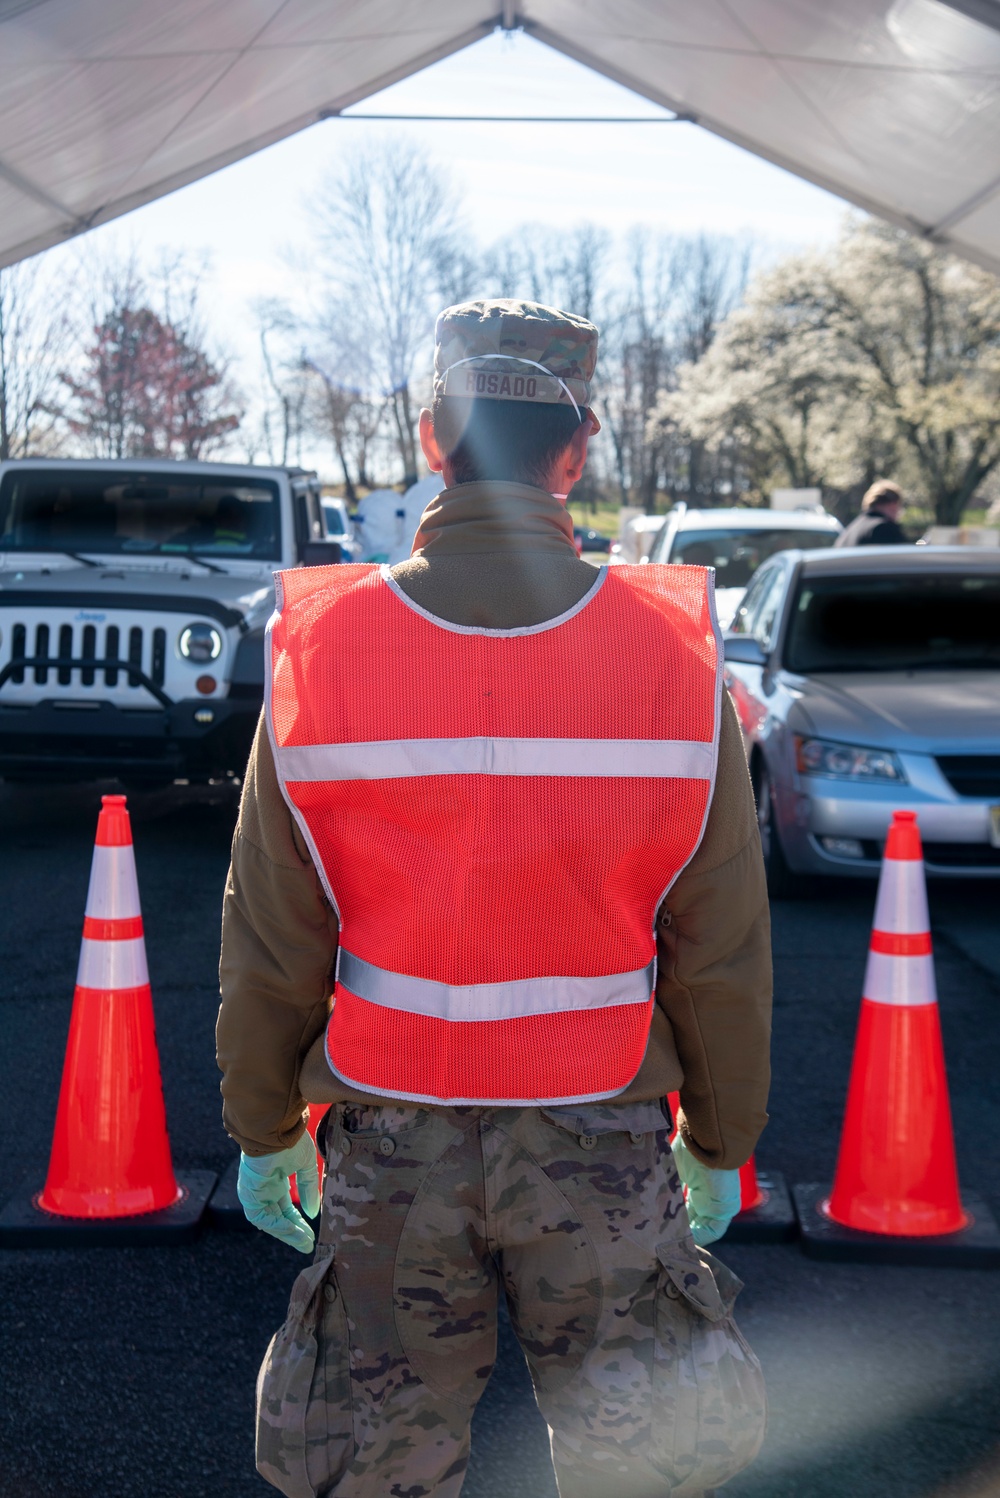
671;1135;742;1246
237;1133;321;1254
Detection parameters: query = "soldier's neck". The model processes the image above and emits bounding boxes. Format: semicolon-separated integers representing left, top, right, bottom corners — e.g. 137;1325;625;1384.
391;481;597;629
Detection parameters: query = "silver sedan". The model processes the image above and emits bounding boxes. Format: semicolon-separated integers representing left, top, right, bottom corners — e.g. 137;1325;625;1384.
722;546;1000;893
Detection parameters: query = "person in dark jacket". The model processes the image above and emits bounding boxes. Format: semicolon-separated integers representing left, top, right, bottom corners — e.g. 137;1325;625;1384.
835;479;911;546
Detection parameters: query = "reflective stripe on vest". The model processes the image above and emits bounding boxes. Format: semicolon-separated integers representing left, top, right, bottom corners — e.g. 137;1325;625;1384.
337;948;657;1022
277;736;715;781
266;561;722;1105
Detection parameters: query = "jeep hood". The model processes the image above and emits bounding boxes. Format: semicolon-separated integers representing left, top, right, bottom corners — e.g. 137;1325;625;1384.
0;563;276;629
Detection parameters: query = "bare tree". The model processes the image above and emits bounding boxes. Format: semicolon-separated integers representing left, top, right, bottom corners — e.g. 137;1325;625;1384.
252;300;309;467
675;234;752;366
302;357;386;503
579;231;753;510
597;230;681;508
304;294;391;493
0;258;74;460
480;239;534;300
478;225;612;511
665;234;753;504
311;140;470;485
480;224;611;321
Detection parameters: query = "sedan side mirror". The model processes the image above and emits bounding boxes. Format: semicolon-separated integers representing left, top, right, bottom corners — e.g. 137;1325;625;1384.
723;635;768;666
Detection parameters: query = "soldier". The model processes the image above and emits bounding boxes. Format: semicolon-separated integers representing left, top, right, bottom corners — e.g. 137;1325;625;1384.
218;298;771;1498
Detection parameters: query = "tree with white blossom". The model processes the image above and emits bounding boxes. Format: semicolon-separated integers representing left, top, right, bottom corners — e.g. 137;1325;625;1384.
658;219;1000;523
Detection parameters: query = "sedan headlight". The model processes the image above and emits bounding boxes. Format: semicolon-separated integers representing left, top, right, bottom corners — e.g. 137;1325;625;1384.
795;736;906;783
179;623;223;663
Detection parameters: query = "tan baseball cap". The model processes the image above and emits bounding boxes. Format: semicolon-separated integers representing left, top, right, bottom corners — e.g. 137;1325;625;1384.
433;298;599;414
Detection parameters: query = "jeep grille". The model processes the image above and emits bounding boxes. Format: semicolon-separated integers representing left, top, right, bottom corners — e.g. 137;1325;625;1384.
8;621;168;689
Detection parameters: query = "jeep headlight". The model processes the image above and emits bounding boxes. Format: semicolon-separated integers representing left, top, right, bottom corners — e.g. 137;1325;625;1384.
795;736;906;783
179;623;223;663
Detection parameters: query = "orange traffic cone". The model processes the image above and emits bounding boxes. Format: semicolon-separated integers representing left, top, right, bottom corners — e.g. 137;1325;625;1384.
795;810;1000;1267
828;811;964;1237
739;1158;765;1213
0;795;215;1247
666;1092;795;1244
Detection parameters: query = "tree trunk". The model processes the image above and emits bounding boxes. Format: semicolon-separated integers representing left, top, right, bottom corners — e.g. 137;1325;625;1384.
932;457;999;526
935;488;971;527
395;384;419;488
334;436;357;504
689;439;703;503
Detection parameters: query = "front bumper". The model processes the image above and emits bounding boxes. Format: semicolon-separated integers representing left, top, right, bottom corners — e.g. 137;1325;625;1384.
775;755;1000;878
0;693;260;780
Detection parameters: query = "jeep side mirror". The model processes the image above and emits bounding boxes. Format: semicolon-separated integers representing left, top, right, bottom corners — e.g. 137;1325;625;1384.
301;540;343;567
723;635;768;666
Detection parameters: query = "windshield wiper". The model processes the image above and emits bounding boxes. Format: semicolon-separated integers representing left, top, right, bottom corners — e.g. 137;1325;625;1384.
154;549;227;575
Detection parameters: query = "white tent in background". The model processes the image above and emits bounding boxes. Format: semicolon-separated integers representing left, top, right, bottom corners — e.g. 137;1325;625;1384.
354;478;439;565
402;474;444;520
3;4;1000;276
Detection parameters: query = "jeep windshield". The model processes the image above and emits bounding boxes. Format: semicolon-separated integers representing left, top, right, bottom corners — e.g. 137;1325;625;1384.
785;572;1000;672
0;470;282;561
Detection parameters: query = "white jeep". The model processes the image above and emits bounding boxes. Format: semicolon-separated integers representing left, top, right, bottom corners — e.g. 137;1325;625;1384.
0;458;340;783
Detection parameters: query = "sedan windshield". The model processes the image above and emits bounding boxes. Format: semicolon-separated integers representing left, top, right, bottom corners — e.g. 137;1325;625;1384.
786;573;1000;672
672;527;836;587
0;470;282;561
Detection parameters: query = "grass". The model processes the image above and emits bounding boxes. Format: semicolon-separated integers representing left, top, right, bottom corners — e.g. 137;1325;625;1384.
567;499;624;538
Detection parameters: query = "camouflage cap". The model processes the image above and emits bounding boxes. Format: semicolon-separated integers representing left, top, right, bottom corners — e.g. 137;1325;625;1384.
433;298;598;411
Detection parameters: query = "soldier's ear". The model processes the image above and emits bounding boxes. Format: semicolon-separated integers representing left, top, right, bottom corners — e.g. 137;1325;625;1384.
419;409;445;474
563;413;595;485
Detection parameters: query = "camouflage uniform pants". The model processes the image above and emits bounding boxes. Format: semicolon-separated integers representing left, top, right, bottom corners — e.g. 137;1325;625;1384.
256;1099;765;1498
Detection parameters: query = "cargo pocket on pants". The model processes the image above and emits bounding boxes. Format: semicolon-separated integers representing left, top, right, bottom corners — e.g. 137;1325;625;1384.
650;1240;766;1495
256;1247;353;1498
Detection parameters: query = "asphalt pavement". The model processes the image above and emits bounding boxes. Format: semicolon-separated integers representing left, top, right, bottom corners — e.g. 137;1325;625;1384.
1;780;998;1498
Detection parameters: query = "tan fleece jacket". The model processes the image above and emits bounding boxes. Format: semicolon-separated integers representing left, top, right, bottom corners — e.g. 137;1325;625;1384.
217;482;772;1169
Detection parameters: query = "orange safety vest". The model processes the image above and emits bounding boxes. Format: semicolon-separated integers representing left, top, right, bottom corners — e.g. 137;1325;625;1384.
267;562;721;1106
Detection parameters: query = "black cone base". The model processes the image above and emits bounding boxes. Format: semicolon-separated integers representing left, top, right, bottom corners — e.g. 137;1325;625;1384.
793;1183;1000;1268
724;1170;798;1244
207;1156;253;1231
0;1170;216;1248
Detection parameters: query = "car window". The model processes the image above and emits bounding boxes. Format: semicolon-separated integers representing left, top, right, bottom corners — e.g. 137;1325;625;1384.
323;500;351;539
670;525;835;586
730;564;779;635
753;567;787;648
647;516;675;563
786;572;1000;672
301;489;324;543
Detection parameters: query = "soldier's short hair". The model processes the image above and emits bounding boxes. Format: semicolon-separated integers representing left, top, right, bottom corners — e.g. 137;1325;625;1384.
431;395;585;488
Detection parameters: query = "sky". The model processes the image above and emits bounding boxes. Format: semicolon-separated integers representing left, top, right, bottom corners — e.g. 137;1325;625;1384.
36;25;853;473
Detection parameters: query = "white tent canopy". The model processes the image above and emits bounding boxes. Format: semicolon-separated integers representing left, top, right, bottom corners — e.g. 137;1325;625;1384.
3;0;1000;273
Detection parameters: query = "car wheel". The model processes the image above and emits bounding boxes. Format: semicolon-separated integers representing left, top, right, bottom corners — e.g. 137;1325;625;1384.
754;758;797;900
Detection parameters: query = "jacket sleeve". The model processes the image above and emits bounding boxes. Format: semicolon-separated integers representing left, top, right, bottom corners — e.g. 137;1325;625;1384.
216;712;340;1156
656;690;773;1170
